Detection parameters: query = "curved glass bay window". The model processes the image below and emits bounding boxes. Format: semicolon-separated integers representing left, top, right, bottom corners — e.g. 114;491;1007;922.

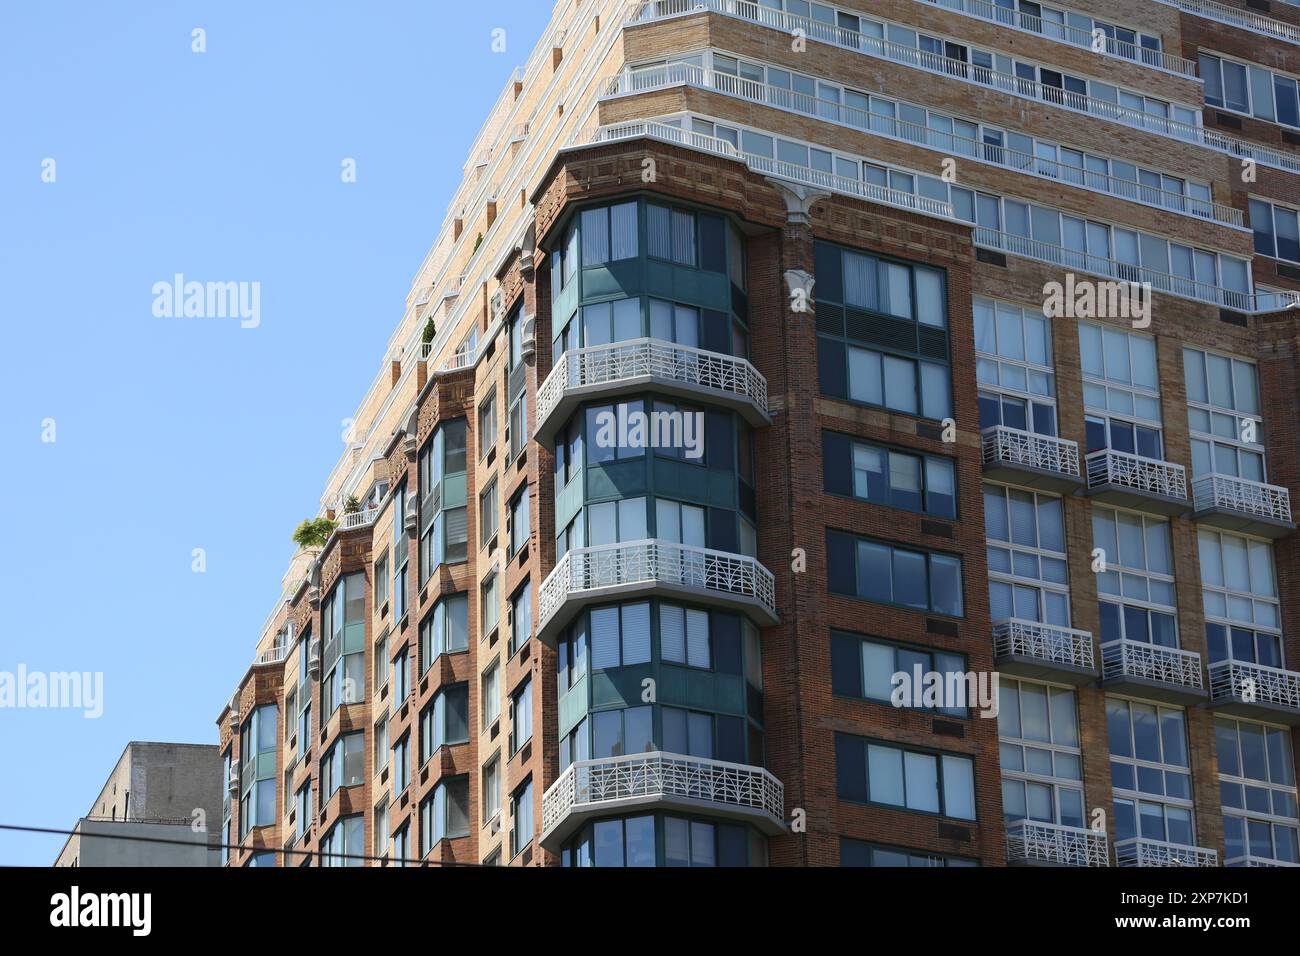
419;419;468;583
555;598;765;772
561;812;768;867
239;704;277;837
815;240;951;420
321;572;365;716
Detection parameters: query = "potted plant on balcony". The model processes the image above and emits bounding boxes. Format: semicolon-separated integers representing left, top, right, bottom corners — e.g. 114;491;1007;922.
292;517;337;550
422;317;436;347
343;495;362;515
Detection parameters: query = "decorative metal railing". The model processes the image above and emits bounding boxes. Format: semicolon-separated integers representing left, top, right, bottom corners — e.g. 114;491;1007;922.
1115;837;1219;867
1086;449;1188;500
1192;474;1292;523
1153;0;1300;45
1102;639;1204;691
982;426;1080;478
1006;820;1109;866
993;619;1095;671
1209;659;1300;712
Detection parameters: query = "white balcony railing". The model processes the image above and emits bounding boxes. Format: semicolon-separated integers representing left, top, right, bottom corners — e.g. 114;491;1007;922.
1226;853;1300;867
626;0;1300;177
994;619;1095;671
1102;639;1204;691
978;228;1297;314
982;426;1080;478
1006;820;1109;866
339;507;378;530
605;62;1241;228
541;751;784;838
1086;449;1188;500
255;640;292;666
1209;659;1300;712
1153;0;1300;45
1192;474;1293;523
538;339;769;430
918;0;1199;75
539;540;777;632
571;120;953;221
1115;838;1219;867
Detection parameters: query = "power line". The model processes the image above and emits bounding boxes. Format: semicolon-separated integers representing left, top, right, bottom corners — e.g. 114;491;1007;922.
0;824;490;867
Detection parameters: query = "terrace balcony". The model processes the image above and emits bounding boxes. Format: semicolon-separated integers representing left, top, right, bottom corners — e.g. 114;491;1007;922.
1085;449;1189;516
1192;474;1294;538
981;426;1082;493
537;540;777;647
538;752;785;852
1208;659;1300;725
993;618;1097;684
1115;838;1219;867
1006;820;1109;866
535;339;770;452
1100;639;1206;705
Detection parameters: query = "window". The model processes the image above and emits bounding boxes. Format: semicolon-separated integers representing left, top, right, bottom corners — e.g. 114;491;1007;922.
420;684;469;763
1092;507;1178;647
479;479;499;548
840;838;977;867
1107;698;1194;846
510;580;533;655
1200;531;1281;667
1201;52;1300;129
589;602;652;669
480;569;500;637
558;623;589;694
654;498;706;547
373;631;388;694
419;592;469;674
239;704;277;837
659;603;711;669
823;432;955;518
483;755;501;823
560;717;590;772
478;390;497;459
321;572;366;716
822;342;952;420
374;798;389;857
392;733;410;795
420;776;470;855
585;401;648;463
392;646;410;705
510;678;533;754
508;391;528;463
293;781;311;844
420;420;469;581
295;634;313;758
998;679;1084;828
581;296;642;347
826;529;964;616
1216;718;1298;865
321;732;364;804
1183;348;1265;483
584;496;647;544
375;550;390;610
482;659;501;728
580;201;639;267
590;705;656;759
831;631;967;717
975;297;1058;436
511;779;535;857
1251;198;1300;264
647;203;699;267
835;733;976;820
374;715;389;772
984;484;1070;627
555;415;584;493
509;484;530;556
1080;322;1163;461
320;814;363;867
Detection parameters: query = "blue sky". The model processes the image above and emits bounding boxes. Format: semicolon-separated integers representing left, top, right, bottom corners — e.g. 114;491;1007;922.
0;0;553;866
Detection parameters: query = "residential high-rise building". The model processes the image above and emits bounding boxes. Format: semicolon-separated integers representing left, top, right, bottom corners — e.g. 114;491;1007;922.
216;0;1300;868
55;742;223;867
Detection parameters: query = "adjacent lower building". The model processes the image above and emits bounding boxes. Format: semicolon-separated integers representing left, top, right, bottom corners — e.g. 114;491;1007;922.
216;0;1300;867
54;742;223;867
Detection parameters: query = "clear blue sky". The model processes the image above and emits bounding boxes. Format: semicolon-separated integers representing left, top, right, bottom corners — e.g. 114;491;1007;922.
0;0;553;866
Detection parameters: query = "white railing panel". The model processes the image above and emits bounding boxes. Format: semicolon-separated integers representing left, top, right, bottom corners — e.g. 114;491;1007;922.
1102;639;1204;690
982;426;1080;477
994;619;1095;670
1006;820;1109;866
1209;659;1300;711
1087;449;1187;500
1115;837;1219;867
1193;474;1292;523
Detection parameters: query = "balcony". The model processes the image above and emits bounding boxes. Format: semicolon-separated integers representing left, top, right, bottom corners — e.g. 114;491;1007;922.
1209;659;1300;725
537;540;778;647
604;63;1243;229
338;507;379;531
981;427;1082;492
1101;639;1207;704
993;619;1097;684
1115;838;1219;867
1153;0;1300;45
539;751;786;852
1226;854;1300;868
1192;474;1295;538
626;0;1300;177
535;339;771;452
570;120;953;223
1006;820;1109;867
1084;449;1189;516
